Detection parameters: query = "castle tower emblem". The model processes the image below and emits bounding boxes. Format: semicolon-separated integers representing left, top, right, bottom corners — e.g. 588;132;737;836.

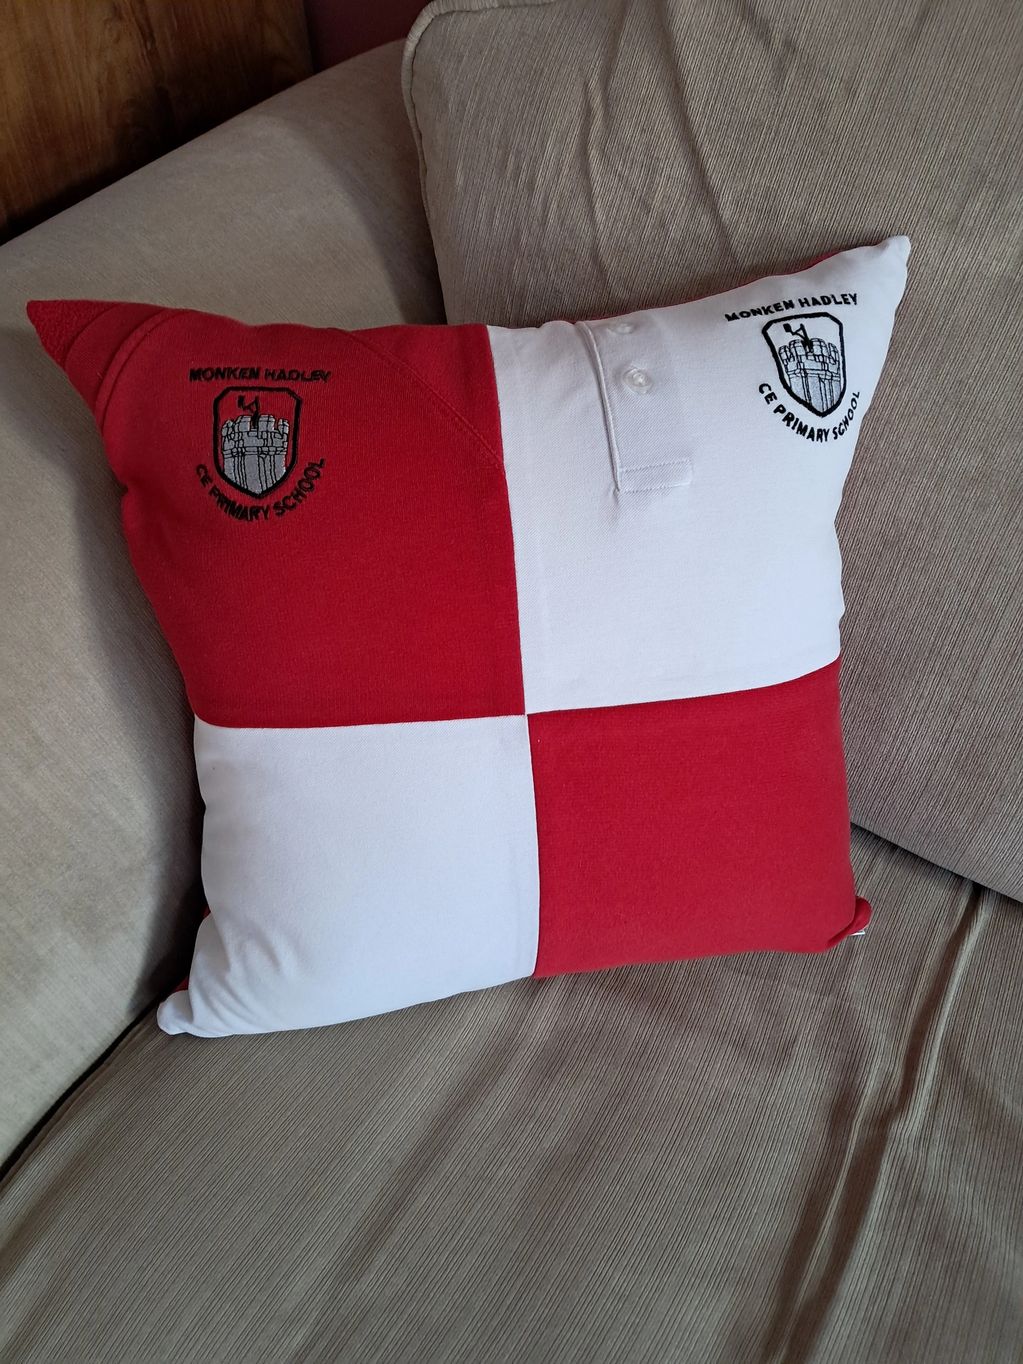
762;313;846;417
214;387;300;497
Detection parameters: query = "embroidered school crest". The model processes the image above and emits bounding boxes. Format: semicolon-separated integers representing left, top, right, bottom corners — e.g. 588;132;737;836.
214;387;300;497
762;313;846;417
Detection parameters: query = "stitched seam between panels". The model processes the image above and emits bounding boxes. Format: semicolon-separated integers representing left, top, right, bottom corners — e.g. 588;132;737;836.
343;326;506;474
94;309;184;436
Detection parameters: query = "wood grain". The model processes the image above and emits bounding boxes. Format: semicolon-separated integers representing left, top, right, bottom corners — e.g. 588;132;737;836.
0;0;312;243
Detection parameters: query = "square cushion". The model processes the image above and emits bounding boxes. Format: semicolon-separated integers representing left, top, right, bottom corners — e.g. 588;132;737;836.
28;237;909;1036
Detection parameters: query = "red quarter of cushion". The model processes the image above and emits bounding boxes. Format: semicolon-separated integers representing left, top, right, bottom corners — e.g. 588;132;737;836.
529;659;868;976
30;302;525;727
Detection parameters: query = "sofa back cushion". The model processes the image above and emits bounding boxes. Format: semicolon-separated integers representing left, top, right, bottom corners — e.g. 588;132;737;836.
403;0;1023;899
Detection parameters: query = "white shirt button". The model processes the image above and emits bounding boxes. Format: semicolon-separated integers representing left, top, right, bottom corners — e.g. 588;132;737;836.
609;320;636;334
622;366;653;393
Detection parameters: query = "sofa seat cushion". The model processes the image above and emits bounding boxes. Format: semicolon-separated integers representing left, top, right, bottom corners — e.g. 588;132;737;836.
1;829;1021;1362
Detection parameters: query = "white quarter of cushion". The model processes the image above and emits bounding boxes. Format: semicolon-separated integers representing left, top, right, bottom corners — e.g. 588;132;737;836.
158;714;540;1036
490;236;910;715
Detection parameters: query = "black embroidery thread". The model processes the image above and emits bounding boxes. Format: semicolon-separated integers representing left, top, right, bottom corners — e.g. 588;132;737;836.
762;312;846;418
212;386;301;498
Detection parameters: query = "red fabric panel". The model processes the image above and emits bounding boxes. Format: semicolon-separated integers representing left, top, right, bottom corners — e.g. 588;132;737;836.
530;660;870;975
27;300;524;727
354;322;505;465
29;300;162;407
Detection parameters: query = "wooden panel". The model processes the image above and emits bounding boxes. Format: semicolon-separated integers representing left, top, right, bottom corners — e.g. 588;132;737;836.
0;0;312;243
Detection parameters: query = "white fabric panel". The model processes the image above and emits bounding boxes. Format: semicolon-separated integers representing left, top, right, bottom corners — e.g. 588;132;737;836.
158;715;540;1037
490;237;910;714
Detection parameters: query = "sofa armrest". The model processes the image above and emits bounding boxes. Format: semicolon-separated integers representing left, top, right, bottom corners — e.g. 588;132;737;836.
0;40;441;1161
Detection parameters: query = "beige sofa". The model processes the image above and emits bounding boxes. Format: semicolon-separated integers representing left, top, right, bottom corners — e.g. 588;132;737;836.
1;4;1021;1359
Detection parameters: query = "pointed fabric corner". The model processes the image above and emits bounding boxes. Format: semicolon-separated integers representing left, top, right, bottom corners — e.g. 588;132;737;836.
27;298;164;408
